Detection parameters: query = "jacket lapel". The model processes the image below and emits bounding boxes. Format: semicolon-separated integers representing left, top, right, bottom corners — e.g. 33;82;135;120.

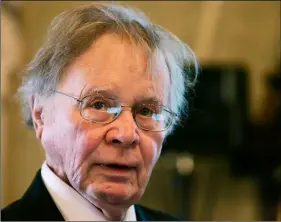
135;205;147;221
19;169;64;221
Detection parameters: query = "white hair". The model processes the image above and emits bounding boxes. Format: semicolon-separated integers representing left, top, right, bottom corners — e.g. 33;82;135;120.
18;2;199;134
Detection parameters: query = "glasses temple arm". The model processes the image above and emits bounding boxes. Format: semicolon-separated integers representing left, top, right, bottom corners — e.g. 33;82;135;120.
54;90;83;102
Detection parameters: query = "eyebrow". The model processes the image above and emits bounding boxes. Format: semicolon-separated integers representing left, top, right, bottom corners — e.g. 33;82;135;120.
133;95;162;105
80;85;163;105
80;85;120;99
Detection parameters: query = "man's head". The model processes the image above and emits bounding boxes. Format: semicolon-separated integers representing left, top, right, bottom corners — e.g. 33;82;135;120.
18;3;198;219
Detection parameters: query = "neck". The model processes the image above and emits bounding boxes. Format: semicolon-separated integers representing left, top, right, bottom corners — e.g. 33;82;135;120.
45;159;70;184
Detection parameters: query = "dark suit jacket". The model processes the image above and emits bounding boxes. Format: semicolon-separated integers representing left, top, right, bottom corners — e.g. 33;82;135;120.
1;169;179;221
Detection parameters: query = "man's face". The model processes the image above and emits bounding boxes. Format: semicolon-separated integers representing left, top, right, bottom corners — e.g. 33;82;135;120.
36;33;170;209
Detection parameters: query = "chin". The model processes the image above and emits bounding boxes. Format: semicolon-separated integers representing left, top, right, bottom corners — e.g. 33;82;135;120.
88;181;139;206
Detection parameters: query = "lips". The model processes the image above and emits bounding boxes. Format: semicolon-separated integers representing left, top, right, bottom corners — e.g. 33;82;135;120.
102;164;131;169
96;163;136;178
97;162;137;170
92;161;137;181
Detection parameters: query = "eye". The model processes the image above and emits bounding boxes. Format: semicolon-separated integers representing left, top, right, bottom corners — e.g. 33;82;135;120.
138;104;159;117
92;100;107;110
140;108;152;116
82;95;118;112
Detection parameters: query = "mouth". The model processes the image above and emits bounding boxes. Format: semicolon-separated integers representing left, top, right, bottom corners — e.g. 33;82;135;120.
90;161;138;182
101;164;131;169
100;163;136;170
95;162;137;175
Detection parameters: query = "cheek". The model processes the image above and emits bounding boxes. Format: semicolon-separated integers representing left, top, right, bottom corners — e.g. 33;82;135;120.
74;128;105;165
66;121;108;177
41;116;77;168
140;132;164;171
63;112;103;163
136;133;164;194
42;107;104;168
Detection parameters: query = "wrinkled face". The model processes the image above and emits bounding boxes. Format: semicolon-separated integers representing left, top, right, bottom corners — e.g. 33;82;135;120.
35;33;170;209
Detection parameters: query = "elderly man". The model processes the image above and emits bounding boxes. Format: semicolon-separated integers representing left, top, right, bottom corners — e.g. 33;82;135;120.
2;3;198;221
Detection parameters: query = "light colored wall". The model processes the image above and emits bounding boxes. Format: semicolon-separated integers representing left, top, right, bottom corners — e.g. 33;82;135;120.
1;1;280;219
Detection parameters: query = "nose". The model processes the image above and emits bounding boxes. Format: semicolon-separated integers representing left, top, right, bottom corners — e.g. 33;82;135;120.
105;109;139;148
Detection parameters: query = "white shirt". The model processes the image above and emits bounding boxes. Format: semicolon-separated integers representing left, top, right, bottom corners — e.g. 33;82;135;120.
41;162;137;221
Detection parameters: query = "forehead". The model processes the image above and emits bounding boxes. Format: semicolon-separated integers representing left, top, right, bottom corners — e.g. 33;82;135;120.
59;33;170;104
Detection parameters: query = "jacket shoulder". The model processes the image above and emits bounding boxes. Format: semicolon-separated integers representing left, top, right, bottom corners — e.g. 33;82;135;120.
1;199;23;221
1;169;64;221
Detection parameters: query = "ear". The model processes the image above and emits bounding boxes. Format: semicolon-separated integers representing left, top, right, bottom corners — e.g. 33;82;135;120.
30;95;44;140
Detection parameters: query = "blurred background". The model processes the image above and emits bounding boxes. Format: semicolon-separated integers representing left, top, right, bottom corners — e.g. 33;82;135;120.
1;1;280;220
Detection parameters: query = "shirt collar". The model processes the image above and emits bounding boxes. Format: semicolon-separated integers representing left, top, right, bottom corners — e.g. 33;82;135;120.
41;161;137;221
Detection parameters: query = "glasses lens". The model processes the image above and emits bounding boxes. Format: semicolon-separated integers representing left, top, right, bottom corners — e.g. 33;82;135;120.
80;95;120;123
134;104;173;131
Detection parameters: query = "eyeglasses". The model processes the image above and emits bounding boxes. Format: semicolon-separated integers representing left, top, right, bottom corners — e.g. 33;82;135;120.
54;90;178;132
